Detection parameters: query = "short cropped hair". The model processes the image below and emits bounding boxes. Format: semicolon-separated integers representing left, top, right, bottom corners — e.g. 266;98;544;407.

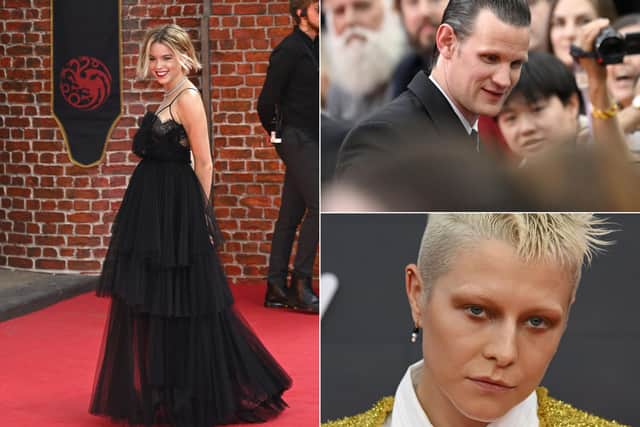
502;50;579;107
417;214;612;298
290;0;315;26
136;24;202;80
433;0;531;63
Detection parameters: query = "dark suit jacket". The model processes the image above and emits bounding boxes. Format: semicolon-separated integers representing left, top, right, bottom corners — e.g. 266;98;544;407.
335;71;475;180
321;112;352;184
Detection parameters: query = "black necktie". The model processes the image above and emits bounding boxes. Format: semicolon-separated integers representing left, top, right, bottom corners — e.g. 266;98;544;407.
470;129;479;152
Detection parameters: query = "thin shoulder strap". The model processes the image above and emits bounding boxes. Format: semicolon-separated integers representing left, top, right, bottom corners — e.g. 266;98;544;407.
156;87;199;117
168;87;199;122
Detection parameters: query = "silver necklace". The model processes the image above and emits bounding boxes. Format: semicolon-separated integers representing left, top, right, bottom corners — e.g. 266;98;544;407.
163;77;188;101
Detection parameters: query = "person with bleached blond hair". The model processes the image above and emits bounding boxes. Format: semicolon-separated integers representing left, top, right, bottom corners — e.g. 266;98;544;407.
324;213;629;427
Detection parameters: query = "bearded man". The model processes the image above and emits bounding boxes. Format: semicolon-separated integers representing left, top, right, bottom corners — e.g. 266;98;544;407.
324;0;408;122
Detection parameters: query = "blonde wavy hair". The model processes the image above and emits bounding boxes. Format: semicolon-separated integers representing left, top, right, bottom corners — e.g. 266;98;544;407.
417;213;613;298
136;24;202;79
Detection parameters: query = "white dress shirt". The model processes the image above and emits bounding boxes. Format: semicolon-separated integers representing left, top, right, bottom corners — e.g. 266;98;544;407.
384;360;539;427
428;75;479;136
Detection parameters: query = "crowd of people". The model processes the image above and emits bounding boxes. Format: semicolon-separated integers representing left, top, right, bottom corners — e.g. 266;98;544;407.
321;0;640;211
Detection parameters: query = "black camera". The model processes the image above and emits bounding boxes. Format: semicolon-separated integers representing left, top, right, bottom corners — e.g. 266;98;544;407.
592;27;640;65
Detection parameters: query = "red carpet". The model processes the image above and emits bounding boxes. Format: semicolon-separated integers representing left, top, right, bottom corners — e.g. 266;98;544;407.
0;285;318;427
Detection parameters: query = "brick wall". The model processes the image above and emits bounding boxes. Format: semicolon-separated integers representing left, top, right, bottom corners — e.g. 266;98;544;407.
0;0;312;284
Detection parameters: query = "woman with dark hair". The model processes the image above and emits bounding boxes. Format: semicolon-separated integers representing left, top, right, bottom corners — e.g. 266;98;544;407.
548;0;618;67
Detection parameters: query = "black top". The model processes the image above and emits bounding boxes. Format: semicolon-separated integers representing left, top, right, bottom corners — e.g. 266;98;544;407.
258;26;319;136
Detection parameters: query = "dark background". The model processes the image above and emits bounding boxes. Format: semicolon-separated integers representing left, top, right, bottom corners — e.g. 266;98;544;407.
321;214;640;425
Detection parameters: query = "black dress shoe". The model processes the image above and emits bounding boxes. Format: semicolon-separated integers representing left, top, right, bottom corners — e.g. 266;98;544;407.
264;280;289;309
288;275;319;314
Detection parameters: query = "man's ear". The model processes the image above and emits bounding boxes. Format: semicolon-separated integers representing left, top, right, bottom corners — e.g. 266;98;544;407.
435;24;458;60
298;8;307;18
405;264;425;326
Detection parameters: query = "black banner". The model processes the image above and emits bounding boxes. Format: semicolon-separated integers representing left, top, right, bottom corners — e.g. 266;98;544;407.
52;0;121;167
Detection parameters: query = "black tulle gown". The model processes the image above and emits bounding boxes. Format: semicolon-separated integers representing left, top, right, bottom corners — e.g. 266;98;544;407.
90;106;292;427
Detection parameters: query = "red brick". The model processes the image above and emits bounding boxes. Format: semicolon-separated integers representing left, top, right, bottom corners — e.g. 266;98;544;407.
66;189;100;200
58;248;72;257
256;173;284;183
8;257;33;269
8;233;32;244
102;188;125;199
68;260;101;271
59;224;73;234
68;213;100;223
35;235;65;246
232;29;265;40
240;196;271;208
68;236;101;247
4;245;26;256
27;247;41;257
240;220;272;231
73;200;91;211
8;209;31;222
34;165;64;176
214;76;244;87
76;249;91;259
268;3;289;14
34;188;64;199
212;5;232;15
236;254;267;265
36;259;66;270
75;224;91;235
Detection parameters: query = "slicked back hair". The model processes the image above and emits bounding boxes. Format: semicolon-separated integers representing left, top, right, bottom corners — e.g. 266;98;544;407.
432;0;531;63
417;213;613;299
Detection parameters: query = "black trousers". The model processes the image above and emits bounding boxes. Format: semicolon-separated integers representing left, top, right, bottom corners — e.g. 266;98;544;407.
268;127;319;283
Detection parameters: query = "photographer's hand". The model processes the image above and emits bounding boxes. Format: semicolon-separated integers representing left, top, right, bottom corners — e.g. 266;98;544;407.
575;18;611;106
575;19;630;159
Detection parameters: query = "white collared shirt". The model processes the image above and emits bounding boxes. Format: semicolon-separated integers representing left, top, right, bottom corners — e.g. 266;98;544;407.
428;75;479;136
384;360;539;427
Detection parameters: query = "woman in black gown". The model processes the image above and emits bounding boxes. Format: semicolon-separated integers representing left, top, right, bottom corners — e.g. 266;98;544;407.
89;24;291;427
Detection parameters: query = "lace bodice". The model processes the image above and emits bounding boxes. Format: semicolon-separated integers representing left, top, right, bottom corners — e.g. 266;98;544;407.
132;112;190;163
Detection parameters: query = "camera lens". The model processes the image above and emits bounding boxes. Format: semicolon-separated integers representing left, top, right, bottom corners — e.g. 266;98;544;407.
594;27;625;64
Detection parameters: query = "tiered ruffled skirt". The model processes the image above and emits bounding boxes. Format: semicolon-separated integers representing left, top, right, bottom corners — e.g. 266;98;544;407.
90;159;291;427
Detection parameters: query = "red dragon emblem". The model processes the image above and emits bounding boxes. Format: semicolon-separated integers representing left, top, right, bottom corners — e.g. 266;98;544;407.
60;56;112;110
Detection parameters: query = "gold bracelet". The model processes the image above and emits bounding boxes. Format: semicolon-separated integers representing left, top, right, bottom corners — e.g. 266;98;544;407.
591;103;619;120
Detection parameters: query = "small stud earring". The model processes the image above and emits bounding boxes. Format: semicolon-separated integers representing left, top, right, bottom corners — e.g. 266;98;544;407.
410;325;420;343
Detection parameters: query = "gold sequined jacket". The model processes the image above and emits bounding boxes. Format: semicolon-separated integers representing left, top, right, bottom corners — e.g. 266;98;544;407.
322;387;629;427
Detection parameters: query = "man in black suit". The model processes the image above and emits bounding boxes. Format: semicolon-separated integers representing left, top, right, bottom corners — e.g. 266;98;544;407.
258;0;320;313
335;0;531;181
